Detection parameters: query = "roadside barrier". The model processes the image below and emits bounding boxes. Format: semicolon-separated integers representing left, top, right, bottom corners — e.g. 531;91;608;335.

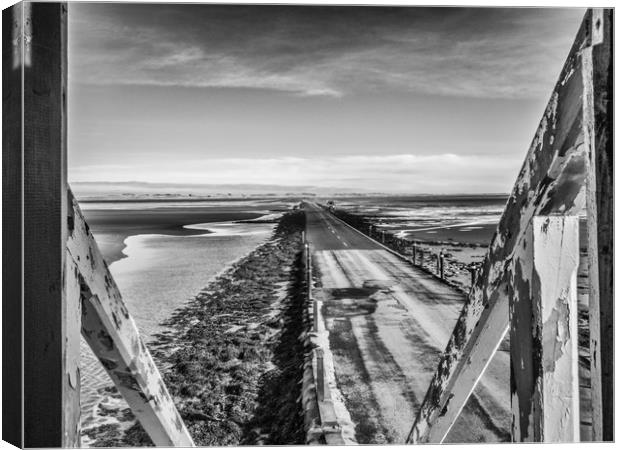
301;232;346;444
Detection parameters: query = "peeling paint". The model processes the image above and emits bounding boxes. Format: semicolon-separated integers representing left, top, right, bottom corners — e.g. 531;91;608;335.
66;189;195;446
542;297;571;373
407;11;591;444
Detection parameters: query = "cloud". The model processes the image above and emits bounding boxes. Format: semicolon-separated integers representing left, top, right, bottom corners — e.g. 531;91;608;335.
69;153;523;194
69;4;585;99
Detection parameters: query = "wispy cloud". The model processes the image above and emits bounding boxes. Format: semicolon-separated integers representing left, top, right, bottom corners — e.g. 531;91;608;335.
69;4;585;99
70;153;522;194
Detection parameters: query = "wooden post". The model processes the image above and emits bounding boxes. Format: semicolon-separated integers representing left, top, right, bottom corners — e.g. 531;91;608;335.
412;245;416;265
510;216;580;442
582;8;613;441
468;266;476;289
8;3;81;447
437;252;445;279
2;4;24;447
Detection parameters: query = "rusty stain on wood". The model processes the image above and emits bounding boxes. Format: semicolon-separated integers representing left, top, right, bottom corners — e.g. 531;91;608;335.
66;190;194;447
407;10;593;444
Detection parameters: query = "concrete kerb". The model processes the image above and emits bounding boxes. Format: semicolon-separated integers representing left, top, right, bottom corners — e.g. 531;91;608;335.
301;236;348;445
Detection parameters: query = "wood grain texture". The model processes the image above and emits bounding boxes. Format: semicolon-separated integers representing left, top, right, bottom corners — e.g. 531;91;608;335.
21;3;79;447
583;8;613;442
407;10;592;444
2;4;24;447
66;191;195;447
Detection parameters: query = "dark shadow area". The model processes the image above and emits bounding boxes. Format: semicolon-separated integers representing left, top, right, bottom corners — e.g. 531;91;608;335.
241;247;306;444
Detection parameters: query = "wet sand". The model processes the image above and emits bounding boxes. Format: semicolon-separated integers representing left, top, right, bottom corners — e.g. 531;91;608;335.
81;211;308;446
79;202;292;446
83;208;268;263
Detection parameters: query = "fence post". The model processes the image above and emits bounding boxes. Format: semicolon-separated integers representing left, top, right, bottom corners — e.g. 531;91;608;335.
582;8;613;441
510;216;580;442
468;266;476;289
438;252;445;279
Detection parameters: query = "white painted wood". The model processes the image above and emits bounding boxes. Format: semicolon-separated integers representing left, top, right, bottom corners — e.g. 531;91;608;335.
407;11;591;443
536;216;580;442
66;191;194;447
63;254;82;447
512;216;580;442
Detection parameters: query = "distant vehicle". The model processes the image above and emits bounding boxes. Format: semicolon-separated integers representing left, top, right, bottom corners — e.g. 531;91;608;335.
327;200;335;211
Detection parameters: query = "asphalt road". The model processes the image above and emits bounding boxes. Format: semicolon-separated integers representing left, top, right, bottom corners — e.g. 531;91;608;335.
304;203;510;444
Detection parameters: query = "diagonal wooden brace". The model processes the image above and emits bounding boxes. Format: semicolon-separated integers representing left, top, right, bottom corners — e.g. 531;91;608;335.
66;190;194;447
407;9;595;444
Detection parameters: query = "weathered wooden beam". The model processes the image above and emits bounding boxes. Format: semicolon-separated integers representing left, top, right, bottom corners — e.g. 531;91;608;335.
2;4;24;447
511;216;580;442
582;8;614;442
17;3;80;447
64;254;83;445
407;10;592;444
66;191;195;447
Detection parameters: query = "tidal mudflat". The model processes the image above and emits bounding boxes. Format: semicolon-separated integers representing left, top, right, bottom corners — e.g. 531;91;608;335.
79;199;297;445
80;209;308;446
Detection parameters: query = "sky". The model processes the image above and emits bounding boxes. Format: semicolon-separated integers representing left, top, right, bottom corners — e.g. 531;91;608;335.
68;3;586;194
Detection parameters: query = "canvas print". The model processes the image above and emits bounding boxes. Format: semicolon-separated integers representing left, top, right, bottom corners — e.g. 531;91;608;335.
1;1;614;447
